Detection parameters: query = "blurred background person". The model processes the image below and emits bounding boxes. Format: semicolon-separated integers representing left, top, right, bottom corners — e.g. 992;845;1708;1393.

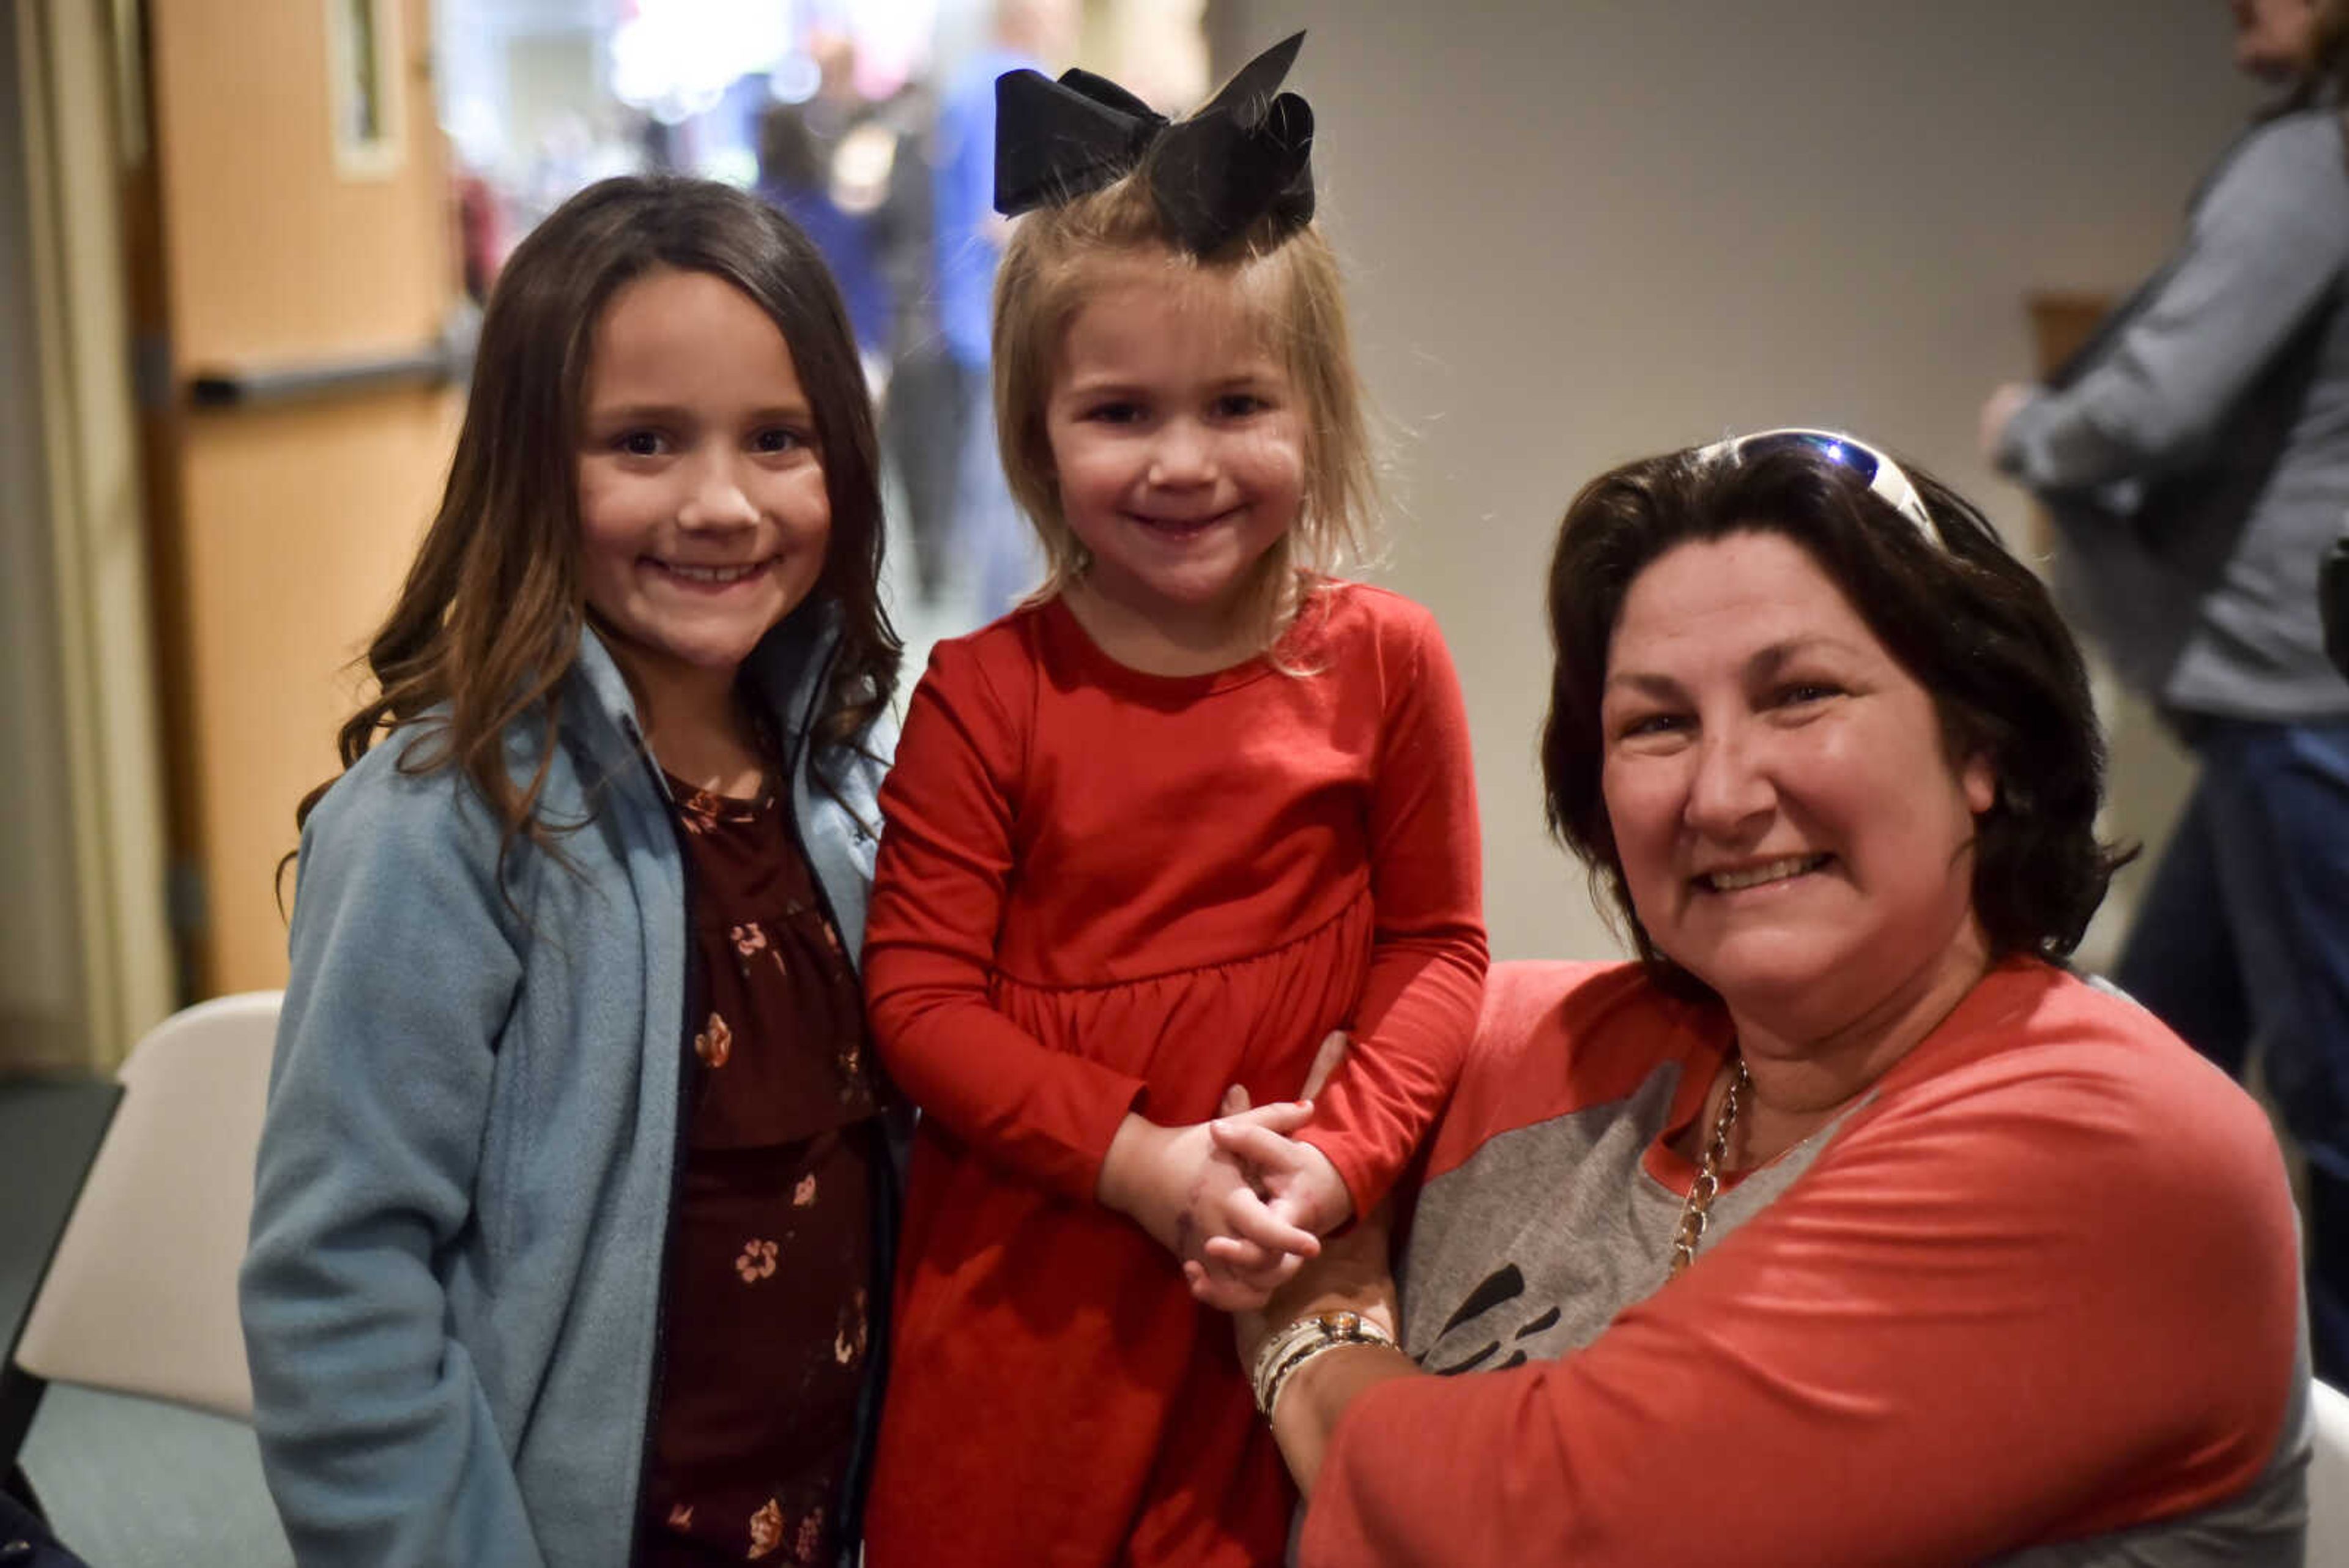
1981;0;2349;1383
874;70;959;610
930;0;1081;619
754;29;905;392
2328;526;2349;674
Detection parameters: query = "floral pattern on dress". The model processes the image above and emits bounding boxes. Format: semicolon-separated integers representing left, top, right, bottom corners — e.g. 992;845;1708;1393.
747;1498;784;1559
696;1013;733;1069
645;764;874;1568
837;1036;863;1091
833;1288;869;1367
675;787;726;836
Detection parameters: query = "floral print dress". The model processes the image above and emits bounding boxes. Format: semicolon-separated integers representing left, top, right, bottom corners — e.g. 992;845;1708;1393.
639;773;885;1567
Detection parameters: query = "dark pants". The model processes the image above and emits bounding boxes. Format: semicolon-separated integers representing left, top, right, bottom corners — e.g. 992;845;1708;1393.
0;1482;90;1567
2116;716;2349;1382
880;340;968;604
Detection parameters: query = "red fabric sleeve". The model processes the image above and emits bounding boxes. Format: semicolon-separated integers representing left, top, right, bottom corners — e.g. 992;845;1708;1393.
863;640;1146;1203
1298;609;1488;1214
1301;1038;2302;1566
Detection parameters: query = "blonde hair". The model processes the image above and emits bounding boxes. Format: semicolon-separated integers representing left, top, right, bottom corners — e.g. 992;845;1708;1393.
991;171;1378;655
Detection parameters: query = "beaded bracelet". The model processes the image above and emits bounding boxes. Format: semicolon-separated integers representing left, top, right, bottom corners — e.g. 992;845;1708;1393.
1249;1309;1397;1421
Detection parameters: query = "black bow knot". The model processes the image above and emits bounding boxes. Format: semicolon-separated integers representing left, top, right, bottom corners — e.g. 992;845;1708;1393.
993;32;1316;256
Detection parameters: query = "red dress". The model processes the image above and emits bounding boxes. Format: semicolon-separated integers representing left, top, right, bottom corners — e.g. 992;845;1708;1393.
861;584;1487;1567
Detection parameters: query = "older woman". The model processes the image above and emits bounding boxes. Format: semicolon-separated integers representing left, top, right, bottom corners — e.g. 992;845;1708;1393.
1232;433;2310;1566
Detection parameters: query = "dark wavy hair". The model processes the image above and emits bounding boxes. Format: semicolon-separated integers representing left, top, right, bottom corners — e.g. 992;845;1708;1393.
292;176;896;878
1540;437;2132;995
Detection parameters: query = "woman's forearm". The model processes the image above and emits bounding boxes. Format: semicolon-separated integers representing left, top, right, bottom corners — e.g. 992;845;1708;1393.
1268;1341;1420;1495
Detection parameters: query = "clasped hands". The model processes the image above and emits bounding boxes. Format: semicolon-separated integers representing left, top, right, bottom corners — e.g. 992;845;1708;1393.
1096;1031;1353;1310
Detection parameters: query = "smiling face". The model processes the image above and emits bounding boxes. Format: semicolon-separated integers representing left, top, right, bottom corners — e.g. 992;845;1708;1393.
1042;251;1306;666
576;266;831;710
1598;530;1996;1035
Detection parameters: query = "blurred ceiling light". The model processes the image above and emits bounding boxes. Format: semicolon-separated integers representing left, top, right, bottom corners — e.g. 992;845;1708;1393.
610;0;796;119
769;51;823;103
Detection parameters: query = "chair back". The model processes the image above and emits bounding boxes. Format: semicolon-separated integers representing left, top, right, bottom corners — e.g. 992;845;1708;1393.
14;992;281;1419
2314;1377;2349;1561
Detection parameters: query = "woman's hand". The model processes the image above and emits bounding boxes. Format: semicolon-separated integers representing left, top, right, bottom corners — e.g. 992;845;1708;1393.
1233;1200;1411;1497
1980;382;2036;463
1231;1199;1401;1369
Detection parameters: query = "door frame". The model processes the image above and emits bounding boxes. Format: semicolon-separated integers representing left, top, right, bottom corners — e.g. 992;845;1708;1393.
8;0;176;1068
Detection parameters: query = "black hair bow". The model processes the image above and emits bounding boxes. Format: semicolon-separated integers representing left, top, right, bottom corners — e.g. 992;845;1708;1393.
993;32;1316;256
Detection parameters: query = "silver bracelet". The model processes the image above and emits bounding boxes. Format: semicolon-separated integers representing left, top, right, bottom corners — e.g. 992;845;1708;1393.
1249;1315;1332;1400
1250;1309;1397;1421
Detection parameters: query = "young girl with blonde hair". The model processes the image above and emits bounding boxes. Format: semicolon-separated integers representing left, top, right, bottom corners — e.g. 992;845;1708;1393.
242;176;900;1568
861;36;1487;1567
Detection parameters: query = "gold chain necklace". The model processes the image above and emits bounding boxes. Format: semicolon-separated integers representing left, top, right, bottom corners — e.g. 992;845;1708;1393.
1668;1056;1751;1279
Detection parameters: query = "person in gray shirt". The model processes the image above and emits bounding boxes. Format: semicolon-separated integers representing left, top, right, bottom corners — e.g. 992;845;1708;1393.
1983;0;2349;1384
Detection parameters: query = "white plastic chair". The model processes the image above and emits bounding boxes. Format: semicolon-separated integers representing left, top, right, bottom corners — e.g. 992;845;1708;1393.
2313;1378;2349;1564
15;990;279;1416
12;991;291;1567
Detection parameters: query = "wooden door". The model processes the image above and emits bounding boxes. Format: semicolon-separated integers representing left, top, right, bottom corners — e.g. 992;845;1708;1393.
137;0;462;994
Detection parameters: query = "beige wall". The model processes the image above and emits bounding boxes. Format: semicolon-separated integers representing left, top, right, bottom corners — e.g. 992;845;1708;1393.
1220;1;2255;965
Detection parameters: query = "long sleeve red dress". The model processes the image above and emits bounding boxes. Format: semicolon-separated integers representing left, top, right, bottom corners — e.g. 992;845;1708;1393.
859;582;1487;1567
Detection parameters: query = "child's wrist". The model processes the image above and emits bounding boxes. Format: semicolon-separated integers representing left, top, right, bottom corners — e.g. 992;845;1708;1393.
1297;1139;1355;1230
1095;1112;1163;1216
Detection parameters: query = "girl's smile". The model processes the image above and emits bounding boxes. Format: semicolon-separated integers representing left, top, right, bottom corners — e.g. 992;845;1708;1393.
641;554;784;593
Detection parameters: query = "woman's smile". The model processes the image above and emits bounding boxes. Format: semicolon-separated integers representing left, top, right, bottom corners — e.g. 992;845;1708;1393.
1694;853;1833;894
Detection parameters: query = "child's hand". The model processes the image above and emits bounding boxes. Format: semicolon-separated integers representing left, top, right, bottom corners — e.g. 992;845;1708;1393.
1195;1112;1356;1283
1097;1104;1323;1309
1182;1137;1326;1311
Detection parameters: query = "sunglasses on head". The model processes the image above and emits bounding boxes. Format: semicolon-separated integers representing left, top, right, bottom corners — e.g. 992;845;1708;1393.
1693;428;1939;545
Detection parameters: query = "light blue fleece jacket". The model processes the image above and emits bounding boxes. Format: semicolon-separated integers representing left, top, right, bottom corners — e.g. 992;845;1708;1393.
240;604;893;1568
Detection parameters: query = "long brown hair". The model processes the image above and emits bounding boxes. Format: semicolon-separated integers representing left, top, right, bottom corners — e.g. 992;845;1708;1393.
294;176;896;879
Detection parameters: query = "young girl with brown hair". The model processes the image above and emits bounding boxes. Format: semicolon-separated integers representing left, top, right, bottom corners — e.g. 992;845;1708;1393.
860;37;1487;1567
240;176;899;1568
